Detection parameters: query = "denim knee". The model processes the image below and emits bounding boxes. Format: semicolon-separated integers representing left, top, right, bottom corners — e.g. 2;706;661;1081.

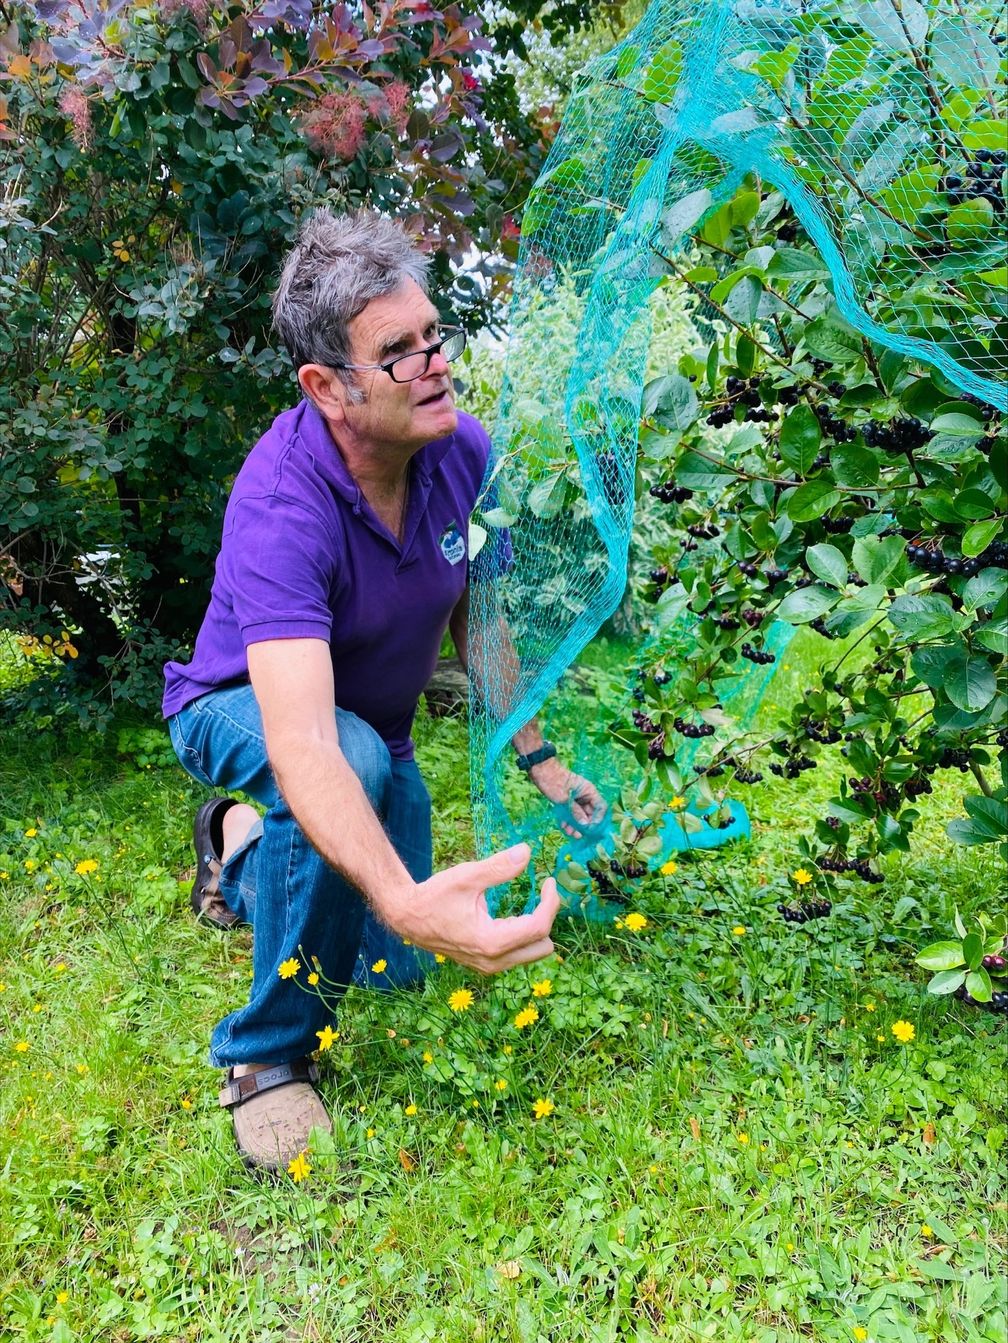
335;710;393;817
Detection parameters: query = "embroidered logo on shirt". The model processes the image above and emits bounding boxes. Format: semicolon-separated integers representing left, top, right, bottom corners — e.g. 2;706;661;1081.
439;521;466;565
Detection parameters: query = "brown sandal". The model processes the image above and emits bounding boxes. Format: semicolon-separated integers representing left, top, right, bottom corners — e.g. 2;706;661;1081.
219;1060;332;1173
191;797;241;929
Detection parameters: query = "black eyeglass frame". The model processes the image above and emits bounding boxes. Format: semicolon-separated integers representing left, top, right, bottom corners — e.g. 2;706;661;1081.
334;325;467;384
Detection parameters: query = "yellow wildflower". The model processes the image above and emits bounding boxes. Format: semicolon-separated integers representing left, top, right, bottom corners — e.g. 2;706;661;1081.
24;859;36;872
731;925;746;937
0;872;8;880
434;953;446;964
853;1330;868;1342
792;868;813;886
14;1041;29;1053
56;1291;68;1305
495;1079;508;1092
74;859;98;876
920;1223;933;1238
287;1151;311;1183
404;1103;417;1116
307;971;320;986
668;796;687;810
623;912;648;932
278;957;300;980
181;1097;192;1110
659;860;678;876
371;959;387;974
75;1063;88;1075
531;978;552;998
422;1050;434;1064
891;1020;915;1044
25;828;37;838
514;1005;539;1029
532;1097;555;1119
863;1002;875;1012
737;1132;750;1145
502;1044;513;1055
448;988;474;1013
366;1127;376;1139
316;1025;337;1051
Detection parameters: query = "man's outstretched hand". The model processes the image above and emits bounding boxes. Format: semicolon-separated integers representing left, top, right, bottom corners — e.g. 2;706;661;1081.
527;757;607;838
386;842;560;974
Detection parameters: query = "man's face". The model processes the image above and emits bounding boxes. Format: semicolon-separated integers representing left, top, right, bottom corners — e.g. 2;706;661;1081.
339;280;458;451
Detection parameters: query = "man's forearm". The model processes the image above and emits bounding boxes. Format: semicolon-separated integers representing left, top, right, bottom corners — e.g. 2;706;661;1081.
462;610;545;753
268;728;414;927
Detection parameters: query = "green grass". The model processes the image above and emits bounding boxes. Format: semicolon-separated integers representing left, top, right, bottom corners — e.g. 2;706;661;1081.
0;642;1004;1343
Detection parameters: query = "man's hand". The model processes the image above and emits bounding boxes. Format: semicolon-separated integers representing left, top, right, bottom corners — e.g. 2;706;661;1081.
387;842;560;974
526;758;607;838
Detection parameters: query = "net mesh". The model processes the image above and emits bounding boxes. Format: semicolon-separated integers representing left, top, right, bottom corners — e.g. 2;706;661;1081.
468;0;1007;914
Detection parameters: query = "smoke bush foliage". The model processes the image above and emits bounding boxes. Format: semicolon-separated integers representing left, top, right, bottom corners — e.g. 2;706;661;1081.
0;0;567;723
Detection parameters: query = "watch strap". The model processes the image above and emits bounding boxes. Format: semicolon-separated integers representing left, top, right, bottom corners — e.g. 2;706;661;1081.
516;741;557;773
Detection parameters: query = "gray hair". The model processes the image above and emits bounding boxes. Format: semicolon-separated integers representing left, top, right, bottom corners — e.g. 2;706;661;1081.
272;208;431;383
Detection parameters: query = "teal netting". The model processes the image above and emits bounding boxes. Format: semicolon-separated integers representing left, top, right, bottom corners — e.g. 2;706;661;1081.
469;0;1007;914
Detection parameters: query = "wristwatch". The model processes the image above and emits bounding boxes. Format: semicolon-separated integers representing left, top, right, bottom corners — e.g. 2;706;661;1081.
516;741;557;772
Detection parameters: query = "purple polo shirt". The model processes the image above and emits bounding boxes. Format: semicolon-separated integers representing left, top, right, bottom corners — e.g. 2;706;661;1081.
162;401;502;760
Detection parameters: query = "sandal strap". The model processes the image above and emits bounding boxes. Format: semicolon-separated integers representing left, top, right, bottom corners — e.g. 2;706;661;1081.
218;1059;319;1110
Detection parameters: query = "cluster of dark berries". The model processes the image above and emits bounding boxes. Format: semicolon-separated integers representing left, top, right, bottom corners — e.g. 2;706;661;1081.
862;416;933;454
610;858;647;879
942;149;1007;213
801;717;841;744
770;754;816;778
741;608;763;628
820;855;884;882
820;516;850;534
707;376;769;428
632;708;658;734
648;732;668;760
816;409;856;443
810;453;831;470
587;863;623;899
825;815;841;830
849;776;900;808
649;566;670;592
650;482;693;504
778;898;832;923
906;543;983;578
809;617;837;639
738;561;759;577
741;643;775;665
982;954;1007;973
963;393;1000;422
674;717;715;739
718;758;763;783
937;747;971;772
714;614;739;630
979;540;1008;570
776;384;801;406
777;219;799;242
653;668;672;686
997;729;1008;749
904;774;934;801
955;985;1008;1015
680;539;699;552
766;567;788;587
687;522;720;539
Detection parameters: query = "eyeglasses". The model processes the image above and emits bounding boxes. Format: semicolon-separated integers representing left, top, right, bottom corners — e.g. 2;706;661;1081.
335;326;467;384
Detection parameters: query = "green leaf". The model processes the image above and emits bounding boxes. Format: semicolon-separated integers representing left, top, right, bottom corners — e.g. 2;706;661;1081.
779;405;821;475
851;534;904;585
787;481;841;521
776;585;837;624
927;969;966;995
642;38;683;103
962;568;1005;611
916;939;964;970
660;188;712;244
943;653;997;712
527;473;567;519
962;519;1002;557
962;932;984;971
910;644;956;688
963;794;1008;839
652;374;699;431
830;442;879;488
723;275;762;325
805;543;848;589
947;818;1000;846
674;451;733;490
965;968;993;1002
888;594;957;640
947;197;995;244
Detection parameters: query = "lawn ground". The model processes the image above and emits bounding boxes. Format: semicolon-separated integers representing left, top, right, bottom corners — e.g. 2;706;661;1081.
0;633;1004;1343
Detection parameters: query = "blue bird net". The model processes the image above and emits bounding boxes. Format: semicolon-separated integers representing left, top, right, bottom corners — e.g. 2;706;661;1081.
468;0;1007;915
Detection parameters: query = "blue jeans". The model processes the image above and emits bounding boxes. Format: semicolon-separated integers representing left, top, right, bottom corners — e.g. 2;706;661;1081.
168;684;435;1068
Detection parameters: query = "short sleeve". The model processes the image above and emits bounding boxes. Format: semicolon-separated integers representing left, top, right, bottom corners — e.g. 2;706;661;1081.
219;493;338;646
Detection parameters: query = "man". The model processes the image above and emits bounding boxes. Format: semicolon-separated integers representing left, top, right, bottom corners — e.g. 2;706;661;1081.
163;209;604;1173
